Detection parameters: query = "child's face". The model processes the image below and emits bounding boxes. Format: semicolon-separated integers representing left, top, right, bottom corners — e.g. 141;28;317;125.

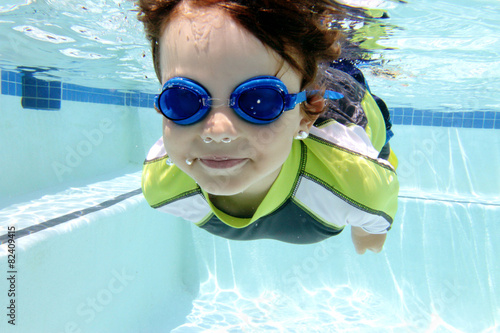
158;6;309;196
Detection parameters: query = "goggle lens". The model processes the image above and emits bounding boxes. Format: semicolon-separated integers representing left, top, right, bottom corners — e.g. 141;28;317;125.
237;88;284;121
161;87;201;121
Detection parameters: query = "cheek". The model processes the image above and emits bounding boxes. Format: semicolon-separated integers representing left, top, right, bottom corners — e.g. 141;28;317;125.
161;121;191;157
248;123;295;164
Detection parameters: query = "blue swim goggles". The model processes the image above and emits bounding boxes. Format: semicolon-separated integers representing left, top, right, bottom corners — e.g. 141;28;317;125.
154;75;344;125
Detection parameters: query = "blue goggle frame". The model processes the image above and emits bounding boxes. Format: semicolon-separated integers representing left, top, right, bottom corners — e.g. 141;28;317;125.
154;75;343;125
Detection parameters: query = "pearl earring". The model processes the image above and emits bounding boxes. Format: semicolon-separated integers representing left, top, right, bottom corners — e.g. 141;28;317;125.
185;158;194;166
294;130;309;140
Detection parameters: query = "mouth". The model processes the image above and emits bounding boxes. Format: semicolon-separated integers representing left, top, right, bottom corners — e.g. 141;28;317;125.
199;157;248;169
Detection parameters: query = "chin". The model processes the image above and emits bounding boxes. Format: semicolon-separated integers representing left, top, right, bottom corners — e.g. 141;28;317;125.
198;179;247;196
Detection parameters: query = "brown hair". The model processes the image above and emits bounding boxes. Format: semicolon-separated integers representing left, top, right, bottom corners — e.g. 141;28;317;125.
136;0;344;119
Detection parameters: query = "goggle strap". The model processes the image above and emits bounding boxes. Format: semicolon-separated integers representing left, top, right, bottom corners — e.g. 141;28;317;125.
286;91;307;110
323;90;344;100
285;89;344;111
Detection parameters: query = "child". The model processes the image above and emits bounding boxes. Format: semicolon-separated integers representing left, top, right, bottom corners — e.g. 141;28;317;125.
137;0;399;254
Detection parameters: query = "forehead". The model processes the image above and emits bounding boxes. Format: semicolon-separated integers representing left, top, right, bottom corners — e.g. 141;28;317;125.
158;5;284;87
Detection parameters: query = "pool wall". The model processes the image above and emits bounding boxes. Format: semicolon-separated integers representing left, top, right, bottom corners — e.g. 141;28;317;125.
0;69;162;206
1;68;499;332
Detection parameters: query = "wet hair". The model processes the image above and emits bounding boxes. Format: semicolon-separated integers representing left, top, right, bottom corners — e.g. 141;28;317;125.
136;0;344;120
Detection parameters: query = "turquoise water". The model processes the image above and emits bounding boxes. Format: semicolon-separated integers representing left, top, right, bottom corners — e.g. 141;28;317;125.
0;0;499;332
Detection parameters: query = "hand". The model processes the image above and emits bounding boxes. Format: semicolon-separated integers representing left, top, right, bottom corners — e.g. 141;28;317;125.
350;226;387;254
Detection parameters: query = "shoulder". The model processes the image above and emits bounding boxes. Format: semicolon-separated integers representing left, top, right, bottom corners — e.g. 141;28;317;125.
301;122;399;221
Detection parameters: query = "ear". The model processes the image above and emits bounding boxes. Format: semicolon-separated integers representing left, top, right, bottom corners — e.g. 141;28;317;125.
299;93;325;131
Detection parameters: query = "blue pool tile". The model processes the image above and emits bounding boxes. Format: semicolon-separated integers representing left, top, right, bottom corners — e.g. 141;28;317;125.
80;92;90;103
8;82;16;95
49;99;61;109
422;117;432;126
50;81;61;88
432;117;443;127
38;79;48;87
462;118;473;128
432;112;443;125
452;117;463;128
69;90;77;101
483;120;494;129
93;87;107;94
442;118;452;127
432;112;443;126
392;115;402;125
74;91;83;102
392;107;403;116
65;83;78;91
107;95;123;105
442;113;453;127
76;91;86;102
21;97;37;108
36;98;49;109
8;71;17;82
473;119;484;128
412;116;423;126
1;70;8;82
90;94;104;104
23;75;37;86
463;112;474;119
138;92;149;108
140;97;150;108
130;94;140;107
70;90;79;101
495;119;500;129
50;86;61;99
24;85;36;97
101;95;112;104
403;108;414;117
402;115;413;125
2;82;8;95
77;85;90;93
37;85;49;98
485;111;495;120
98;94;109;104
102;95;114;105
474;111;485;120
422;110;434;118
413;109;423;118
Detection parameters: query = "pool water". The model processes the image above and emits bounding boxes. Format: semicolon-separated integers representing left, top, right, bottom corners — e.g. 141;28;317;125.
0;0;499;332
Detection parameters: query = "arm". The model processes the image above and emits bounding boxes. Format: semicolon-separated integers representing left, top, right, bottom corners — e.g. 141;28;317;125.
351;226;387;254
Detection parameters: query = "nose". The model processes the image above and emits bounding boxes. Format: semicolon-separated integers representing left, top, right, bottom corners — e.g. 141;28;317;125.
200;105;239;143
